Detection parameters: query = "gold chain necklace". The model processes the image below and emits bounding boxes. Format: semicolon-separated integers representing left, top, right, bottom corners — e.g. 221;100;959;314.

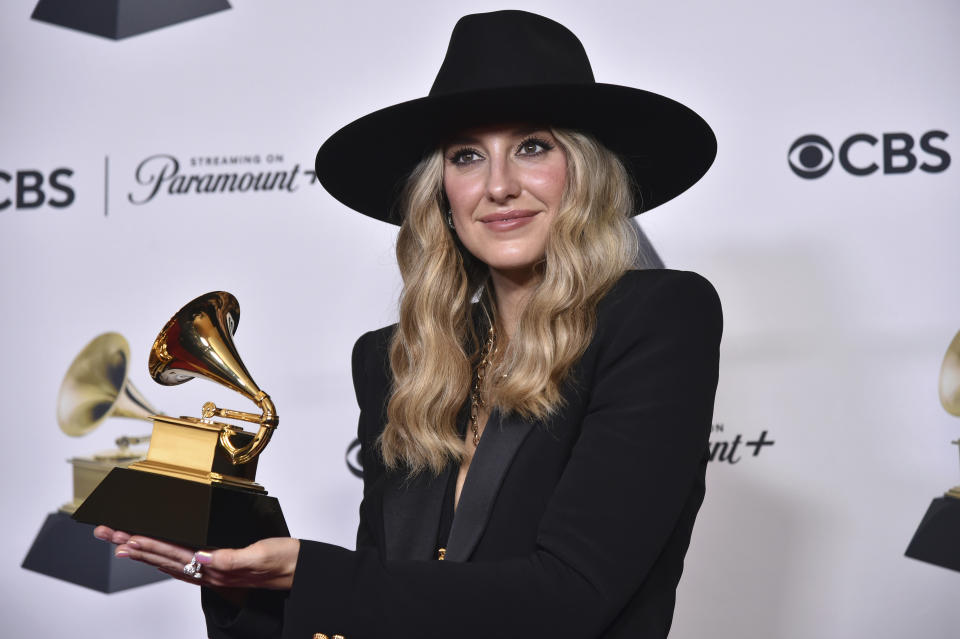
470;325;496;447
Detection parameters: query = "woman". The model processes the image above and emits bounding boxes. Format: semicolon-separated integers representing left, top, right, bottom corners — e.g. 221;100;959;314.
97;10;721;639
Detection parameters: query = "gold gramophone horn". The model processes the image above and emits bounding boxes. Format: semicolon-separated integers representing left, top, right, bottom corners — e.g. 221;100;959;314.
58;332;159;436
939;330;960;417
148;291;277;465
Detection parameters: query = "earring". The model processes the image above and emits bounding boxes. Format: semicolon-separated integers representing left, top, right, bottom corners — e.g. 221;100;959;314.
446;209;455;229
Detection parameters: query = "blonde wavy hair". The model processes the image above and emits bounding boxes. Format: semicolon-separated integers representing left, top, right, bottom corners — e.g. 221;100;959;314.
381;128;638;474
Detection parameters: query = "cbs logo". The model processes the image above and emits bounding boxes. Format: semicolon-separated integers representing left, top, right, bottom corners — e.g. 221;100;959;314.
788;131;950;179
345;438;363;479
0;168;75;210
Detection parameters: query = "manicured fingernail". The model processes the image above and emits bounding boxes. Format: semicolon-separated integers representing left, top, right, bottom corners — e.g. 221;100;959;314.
127;540;141;549
196;551;213;565
115;549;129;558
93;530;108;540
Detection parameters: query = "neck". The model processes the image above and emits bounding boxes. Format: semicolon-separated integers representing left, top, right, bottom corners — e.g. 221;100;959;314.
487;266;538;340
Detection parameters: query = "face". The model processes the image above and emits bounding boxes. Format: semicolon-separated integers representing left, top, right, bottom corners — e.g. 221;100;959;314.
443;125;567;278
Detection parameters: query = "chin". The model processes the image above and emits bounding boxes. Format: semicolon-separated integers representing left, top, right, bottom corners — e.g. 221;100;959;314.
482;256;544;275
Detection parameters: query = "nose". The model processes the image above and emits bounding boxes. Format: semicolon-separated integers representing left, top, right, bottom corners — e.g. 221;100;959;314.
484;154;521;203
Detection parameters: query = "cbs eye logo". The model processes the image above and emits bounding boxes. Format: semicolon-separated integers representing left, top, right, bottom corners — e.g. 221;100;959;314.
788;135;834;179
788;131;950;179
345;438;363;479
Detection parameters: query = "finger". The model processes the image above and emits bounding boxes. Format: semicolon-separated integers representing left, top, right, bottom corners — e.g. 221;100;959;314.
202;546;261;573
126;536;194;563
93;525;114;541
124;546;196;576
111;530;132;544
93;526;131;544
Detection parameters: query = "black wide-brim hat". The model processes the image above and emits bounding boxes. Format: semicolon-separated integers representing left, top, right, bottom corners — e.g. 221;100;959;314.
316;10;716;225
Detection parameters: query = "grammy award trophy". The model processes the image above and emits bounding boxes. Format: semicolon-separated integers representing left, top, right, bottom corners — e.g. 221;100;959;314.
73;292;288;549
905;329;960;572
23;332;169;591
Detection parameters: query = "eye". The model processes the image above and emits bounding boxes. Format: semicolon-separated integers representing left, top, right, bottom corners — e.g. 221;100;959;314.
517;136;554;156
788;135;834;179
448;147;483;166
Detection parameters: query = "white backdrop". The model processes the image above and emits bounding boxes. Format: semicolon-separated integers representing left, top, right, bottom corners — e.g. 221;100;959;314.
2;1;959;637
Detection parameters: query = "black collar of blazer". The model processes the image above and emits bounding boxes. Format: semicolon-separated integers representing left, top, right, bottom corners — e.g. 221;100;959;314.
381;407;535;562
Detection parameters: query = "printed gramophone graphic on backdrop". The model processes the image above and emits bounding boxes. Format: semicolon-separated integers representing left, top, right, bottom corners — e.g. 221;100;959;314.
905;329;960;572
22;333;169;592
72;292;288;548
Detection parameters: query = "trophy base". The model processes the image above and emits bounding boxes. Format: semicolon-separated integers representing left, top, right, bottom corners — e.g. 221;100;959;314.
31;0;232;40
22;511;169;592
905;496;960;573
72;467;288;549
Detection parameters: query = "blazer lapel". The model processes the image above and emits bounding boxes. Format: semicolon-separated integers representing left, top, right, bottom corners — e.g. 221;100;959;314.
444;408;534;562
381;465;451;561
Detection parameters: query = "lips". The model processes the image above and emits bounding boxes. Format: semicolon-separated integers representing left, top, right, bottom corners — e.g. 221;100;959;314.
477;209;539;232
481;210;537;223
479;209;538;223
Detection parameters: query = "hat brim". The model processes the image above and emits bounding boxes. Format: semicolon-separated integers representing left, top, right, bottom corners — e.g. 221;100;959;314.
315;83;716;225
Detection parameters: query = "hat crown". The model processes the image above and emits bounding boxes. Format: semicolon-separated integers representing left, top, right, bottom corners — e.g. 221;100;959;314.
430;10;595;97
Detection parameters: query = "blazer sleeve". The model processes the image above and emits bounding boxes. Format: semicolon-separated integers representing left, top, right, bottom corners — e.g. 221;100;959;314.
201;588;286;639
352;328;387;551
282;271;722;639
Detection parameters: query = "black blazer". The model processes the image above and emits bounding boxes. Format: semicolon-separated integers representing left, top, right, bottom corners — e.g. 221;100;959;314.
203;269;722;639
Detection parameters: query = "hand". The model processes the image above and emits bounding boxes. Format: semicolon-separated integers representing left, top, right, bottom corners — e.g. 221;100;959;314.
93;525;300;591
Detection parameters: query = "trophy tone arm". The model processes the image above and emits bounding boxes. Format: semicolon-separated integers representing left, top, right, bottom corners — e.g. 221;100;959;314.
203;392;279;466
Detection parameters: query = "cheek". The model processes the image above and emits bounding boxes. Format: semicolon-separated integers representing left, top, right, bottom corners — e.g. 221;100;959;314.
529;162;567;205
443;173;482;212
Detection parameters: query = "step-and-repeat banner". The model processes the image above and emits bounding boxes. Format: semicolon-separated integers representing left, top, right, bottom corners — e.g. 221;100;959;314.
2;1;958;637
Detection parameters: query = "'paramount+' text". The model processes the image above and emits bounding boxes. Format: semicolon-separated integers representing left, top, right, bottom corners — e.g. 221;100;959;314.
128;154;306;204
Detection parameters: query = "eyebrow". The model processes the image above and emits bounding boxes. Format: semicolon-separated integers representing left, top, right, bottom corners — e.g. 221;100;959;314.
444;126;550;147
